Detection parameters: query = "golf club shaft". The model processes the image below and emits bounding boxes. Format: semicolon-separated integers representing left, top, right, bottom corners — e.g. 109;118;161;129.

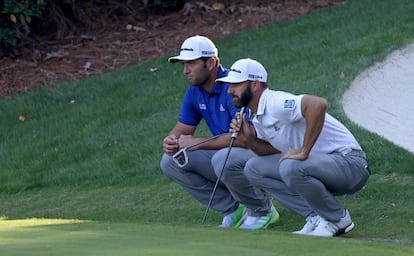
186;134;222;150
201;136;236;225
201;107;245;224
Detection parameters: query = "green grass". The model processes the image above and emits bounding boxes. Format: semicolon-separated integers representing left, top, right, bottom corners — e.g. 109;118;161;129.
1;0;414;254
1;219;413;256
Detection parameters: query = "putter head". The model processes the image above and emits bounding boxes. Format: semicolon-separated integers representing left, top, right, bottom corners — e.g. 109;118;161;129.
172;148;188;167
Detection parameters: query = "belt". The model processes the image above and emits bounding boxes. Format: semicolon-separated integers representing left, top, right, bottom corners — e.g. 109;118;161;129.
345;149;366;159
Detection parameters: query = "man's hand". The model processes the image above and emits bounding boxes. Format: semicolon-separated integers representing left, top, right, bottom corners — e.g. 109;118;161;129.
229;112;251;141
178;135;198;150
279;148;309;163
163;134;179;155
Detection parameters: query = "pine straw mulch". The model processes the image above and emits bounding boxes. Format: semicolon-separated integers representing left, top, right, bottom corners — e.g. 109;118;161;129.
0;0;346;98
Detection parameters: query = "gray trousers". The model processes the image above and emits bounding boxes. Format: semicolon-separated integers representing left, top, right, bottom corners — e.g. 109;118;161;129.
160;147;272;217
244;150;370;221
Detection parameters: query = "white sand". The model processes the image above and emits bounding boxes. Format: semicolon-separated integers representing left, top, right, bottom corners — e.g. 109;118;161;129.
342;43;414;154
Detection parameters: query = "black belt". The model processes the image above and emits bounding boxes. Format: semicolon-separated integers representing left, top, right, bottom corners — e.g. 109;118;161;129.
345;149;366;159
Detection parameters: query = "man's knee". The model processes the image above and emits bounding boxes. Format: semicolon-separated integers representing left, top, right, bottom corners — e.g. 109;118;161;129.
211;148;239;177
279;159;303;186
244;158;261;181
160;153;175;177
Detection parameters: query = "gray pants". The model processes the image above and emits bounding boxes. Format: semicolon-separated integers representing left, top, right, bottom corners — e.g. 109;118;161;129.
244;150;370;221
160;147;272;217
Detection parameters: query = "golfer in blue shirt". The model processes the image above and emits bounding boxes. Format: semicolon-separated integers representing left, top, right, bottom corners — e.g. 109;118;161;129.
160;35;278;229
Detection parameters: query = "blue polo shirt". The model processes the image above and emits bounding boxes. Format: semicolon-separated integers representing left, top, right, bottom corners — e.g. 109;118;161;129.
179;65;240;136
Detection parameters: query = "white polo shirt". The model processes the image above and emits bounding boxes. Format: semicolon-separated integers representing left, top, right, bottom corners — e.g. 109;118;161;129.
252;89;362;155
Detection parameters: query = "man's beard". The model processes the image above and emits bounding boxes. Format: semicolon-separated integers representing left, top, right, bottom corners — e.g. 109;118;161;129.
239;85;253;107
233;85;253;108
190;76;209;87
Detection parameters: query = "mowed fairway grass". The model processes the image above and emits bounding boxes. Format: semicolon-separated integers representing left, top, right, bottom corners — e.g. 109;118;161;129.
1;0;414;255
0;219;412;256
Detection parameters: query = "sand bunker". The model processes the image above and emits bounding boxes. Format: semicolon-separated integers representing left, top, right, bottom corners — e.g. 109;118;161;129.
343;43;414;154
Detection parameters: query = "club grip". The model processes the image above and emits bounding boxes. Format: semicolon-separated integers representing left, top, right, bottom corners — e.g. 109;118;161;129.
231;107;245;138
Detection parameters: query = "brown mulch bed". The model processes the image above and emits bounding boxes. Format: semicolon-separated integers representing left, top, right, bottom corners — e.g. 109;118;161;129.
0;0;346;98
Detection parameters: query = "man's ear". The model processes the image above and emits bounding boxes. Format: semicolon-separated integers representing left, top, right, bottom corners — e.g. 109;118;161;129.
252;80;260;91
208;57;217;69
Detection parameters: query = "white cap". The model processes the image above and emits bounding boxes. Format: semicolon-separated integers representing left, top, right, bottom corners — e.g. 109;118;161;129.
168;35;218;63
216;58;267;83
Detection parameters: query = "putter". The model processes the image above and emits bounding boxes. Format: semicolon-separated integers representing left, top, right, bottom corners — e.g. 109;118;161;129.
172;134;222;168
201;107;245;225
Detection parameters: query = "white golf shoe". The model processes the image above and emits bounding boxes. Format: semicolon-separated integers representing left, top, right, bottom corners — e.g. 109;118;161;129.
293;215;321;235
308;209;355;237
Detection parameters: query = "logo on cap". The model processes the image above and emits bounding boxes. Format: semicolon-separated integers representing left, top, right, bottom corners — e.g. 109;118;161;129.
230;68;242;73
201;50;215;55
248;74;263;79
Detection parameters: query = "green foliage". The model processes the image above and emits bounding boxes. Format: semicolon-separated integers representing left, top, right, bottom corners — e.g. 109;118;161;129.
0;0;185;55
0;0;45;52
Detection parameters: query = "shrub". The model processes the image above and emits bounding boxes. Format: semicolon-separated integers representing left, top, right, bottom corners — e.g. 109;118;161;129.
0;0;46;56
0;0;185;57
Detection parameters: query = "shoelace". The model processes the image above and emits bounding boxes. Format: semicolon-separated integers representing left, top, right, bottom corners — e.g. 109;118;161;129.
308;216;321;228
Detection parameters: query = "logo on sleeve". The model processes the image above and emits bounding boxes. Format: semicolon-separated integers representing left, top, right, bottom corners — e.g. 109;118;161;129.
220;104;225;111
284;99;295;108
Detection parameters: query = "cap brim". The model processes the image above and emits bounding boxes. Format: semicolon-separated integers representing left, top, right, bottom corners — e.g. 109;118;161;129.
216;74;246;84
168;55;200;63
168;57;181;63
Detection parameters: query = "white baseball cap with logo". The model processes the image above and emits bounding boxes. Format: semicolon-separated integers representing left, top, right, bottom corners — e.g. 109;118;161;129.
216;58;267;83
168;35;218;63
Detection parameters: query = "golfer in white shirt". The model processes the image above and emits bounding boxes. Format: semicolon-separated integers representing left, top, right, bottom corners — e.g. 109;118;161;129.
216;58;370;237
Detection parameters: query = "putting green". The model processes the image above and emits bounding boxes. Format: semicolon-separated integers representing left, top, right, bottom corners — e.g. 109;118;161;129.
0;219;412;256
